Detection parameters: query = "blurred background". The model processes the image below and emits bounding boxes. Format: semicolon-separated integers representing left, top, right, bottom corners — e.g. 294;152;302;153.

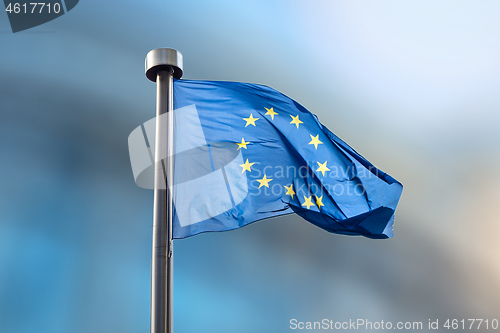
1;0;499;332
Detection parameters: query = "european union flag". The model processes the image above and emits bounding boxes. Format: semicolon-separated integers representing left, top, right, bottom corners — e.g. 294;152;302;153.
168;79;402;239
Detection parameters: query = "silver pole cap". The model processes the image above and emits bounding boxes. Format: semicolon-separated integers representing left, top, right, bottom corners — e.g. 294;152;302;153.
145;48;183;82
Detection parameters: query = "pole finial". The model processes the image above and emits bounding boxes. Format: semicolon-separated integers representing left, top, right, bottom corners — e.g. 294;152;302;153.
145;48;183;82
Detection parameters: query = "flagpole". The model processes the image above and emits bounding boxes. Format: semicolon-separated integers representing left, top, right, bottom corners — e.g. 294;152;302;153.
145;48;183;333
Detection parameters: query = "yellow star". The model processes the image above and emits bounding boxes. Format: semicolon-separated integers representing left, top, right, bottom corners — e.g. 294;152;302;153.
290;115;303;129
308;134;323;150
284;184;295;199
315;195;325;210
236;138;250;150
243;113;259;127
316;161;330;177
302;195;315;209
264;107;278;120
257;174;273;188
239;159;255;173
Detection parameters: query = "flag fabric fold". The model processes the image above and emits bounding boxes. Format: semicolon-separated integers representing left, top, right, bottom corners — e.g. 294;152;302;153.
171;79;403;239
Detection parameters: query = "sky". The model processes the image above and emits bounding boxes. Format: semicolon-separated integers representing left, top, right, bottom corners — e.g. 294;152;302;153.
1;1;499;332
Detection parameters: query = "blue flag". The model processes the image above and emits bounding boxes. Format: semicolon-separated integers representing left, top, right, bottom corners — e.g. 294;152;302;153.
170;79;403;239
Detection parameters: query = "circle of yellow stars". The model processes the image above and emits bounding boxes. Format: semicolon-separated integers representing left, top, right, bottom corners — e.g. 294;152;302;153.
237;106;329;211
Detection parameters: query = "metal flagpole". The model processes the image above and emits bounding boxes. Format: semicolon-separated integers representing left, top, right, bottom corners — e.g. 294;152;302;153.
145;48;183;333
